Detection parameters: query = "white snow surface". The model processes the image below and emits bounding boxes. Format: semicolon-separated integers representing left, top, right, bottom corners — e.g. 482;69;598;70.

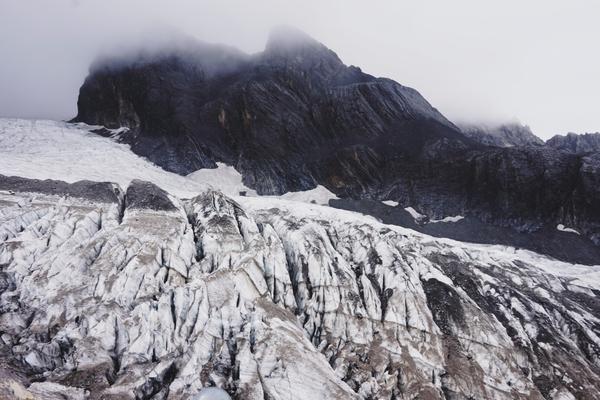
271;185;338;205
381;200;398;207
190;164;337;205
188;163;337;204
187;163;257;197
0;119;208;198
194;387;232;400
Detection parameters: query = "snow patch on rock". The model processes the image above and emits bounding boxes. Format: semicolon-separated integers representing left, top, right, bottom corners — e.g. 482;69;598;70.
187;162;257;197
404;206;427;222
273;185;338;205
0;119;209;198
557;224;580;235
429;215;465;223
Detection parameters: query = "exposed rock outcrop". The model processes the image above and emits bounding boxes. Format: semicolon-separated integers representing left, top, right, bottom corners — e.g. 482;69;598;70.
547;132;600;154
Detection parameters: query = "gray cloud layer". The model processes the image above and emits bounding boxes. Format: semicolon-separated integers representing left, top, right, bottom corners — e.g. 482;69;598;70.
1;0;598;139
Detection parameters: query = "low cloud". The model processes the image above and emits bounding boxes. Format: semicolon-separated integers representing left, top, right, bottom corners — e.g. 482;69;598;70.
0;0;599;138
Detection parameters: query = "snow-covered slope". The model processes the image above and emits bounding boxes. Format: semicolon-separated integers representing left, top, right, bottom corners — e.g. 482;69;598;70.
0;119;336;204
1;119;600;399
186;163;257;197
187;165;337;205
0;119;210;199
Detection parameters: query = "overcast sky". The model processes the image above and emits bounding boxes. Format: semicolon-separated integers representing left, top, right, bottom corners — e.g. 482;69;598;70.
1;0;598;139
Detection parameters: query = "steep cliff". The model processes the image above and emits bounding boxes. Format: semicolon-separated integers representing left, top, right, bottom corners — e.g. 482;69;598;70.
74;27;462;195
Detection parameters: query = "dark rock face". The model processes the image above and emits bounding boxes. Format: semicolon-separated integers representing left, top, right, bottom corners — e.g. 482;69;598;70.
73;28;600;245
547;132;600;154
73;27;466;194
0;175;121;204
458;122;544;147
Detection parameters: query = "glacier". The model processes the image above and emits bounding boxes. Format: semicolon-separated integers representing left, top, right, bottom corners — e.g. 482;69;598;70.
0;119;599;399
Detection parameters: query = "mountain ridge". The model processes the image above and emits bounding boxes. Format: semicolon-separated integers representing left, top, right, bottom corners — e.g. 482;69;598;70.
73;29;600;246
547;131;600;154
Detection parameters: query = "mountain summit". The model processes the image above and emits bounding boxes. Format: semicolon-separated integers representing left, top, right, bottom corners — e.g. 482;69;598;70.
262;26;348;81
264;25;336;57
74;28;461;191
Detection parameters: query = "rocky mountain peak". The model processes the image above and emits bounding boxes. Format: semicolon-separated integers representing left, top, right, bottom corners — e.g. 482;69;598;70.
266;26;320;50
262;26;344;74
72;32;600;247
546;131;600;154
457;121;544;147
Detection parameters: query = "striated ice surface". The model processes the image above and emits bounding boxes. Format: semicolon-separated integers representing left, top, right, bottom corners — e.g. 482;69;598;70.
194;387;231;399
0;179;598;399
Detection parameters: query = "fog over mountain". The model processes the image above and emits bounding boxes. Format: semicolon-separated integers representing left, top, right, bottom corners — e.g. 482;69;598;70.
1;0;600;138
1;3;600;398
